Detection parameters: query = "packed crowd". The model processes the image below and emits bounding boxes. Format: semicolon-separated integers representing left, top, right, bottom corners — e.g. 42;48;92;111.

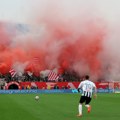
0;71;81;89
0;70;81;83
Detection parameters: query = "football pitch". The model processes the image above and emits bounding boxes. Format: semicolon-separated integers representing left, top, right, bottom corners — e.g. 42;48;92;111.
0;93;120;120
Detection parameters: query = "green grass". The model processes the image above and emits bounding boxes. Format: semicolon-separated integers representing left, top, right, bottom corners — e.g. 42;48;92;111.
0;93;120;120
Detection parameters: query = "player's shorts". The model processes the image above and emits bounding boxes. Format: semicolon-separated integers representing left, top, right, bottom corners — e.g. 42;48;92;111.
79;96;91;104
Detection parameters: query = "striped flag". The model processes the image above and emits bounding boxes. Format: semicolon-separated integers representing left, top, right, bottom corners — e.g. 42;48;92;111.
33;57;39;64
28;57;39;69
28;57;40;75
48;70;59;81
9;69;17;77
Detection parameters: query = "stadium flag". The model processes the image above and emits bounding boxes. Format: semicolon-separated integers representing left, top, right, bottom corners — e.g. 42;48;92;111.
33;57;39;65
9;69;17;77
31;57;40;76
30;57;39;66
48;70;59;81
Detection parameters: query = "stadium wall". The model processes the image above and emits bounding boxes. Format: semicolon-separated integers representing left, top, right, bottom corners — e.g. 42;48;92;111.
4;81;120;89
5;81;112;90
0;81;119;94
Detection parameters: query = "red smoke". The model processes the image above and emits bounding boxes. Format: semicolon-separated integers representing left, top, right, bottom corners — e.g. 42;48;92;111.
44;19;105;78
0;2;106;80
0;21;105;78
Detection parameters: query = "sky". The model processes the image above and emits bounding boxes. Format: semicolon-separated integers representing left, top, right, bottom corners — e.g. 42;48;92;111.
0;0;120;24
0;0;29;23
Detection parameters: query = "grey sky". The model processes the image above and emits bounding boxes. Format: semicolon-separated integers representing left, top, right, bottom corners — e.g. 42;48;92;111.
0;0;120;24
0;0;30;23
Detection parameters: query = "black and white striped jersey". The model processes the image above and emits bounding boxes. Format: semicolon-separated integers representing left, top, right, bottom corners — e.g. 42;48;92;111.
78;80;96;98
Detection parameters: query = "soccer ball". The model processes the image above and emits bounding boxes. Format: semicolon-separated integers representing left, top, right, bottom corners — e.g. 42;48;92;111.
35;95;39;101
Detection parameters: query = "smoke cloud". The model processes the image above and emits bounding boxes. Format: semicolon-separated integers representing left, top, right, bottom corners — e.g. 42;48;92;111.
1;0;120;81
